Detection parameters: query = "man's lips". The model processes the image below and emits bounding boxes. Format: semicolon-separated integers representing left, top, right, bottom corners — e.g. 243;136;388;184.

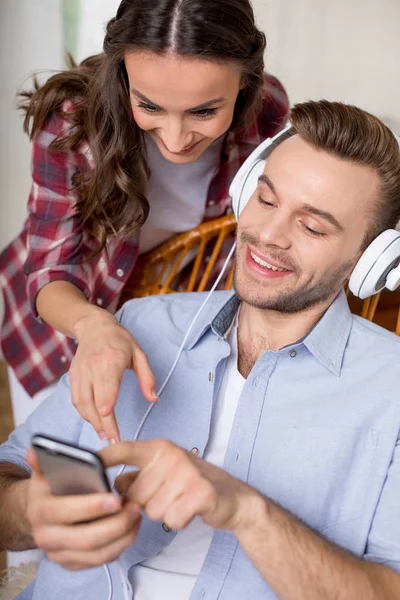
244;246;294;280
248;246;293;272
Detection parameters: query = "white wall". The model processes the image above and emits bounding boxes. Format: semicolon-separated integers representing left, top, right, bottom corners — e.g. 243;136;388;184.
75;0;120;62
0;0;63;249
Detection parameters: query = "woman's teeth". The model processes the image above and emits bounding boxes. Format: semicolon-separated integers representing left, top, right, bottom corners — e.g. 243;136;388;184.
250;251;289;272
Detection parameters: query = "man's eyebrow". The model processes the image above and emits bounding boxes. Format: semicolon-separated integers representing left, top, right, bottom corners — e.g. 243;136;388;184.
130;88;226;111
300;204;344;232
258;174;344;232
258;173;277;195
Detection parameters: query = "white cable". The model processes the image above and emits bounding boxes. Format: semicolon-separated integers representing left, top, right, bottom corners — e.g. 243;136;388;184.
104;562;113;600
104;241;236;598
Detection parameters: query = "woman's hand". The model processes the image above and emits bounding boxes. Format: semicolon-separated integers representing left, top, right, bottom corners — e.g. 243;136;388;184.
71;309;157;442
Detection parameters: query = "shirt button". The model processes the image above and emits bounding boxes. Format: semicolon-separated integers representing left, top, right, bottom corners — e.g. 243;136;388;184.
96;297;103;306
209;200;215;206
290;350;297;358
208;372;214;382
190;447;199;456
60;355;68;364
116;268;124;277
162;523;171;533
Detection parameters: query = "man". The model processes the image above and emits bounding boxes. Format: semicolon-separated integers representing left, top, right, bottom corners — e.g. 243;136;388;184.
1;100;400;600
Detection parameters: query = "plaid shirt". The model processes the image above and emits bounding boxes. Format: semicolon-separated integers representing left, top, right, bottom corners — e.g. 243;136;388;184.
0;74;288;397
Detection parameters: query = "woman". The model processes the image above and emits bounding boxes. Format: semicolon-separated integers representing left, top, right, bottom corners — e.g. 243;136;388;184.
0;0;288;440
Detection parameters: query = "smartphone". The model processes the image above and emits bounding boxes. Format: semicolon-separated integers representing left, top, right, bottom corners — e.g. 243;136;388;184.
31;434;111;496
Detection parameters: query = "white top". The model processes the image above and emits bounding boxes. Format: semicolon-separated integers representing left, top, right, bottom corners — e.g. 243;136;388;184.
139;134;224;255
131;316;245;599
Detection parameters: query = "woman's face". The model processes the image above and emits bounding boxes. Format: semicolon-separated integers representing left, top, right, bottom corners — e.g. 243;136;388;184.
125;51;242;164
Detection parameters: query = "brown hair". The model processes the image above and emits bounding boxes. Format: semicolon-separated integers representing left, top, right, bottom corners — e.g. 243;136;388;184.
20;0;266;251
289;100;400;247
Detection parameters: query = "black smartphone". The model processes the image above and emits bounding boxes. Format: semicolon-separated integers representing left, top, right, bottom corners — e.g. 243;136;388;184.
31;434;111;496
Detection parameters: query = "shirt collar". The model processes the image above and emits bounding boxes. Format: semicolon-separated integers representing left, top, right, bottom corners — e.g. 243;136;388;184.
301;289;353;377
186;292;239;350
188;289;352;377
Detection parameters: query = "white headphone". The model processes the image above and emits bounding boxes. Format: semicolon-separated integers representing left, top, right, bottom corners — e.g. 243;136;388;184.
229;124;400;300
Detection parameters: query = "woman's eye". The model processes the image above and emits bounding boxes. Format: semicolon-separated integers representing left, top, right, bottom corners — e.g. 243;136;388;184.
192;108;217;119
137;102;160;113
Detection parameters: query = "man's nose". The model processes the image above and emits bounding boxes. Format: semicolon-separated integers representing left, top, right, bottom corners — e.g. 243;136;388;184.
258;212;291;249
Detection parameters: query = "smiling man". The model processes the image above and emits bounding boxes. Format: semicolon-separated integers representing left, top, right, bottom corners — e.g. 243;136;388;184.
1;101;400;600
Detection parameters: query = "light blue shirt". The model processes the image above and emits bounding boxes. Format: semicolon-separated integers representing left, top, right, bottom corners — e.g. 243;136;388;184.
2;290;400;600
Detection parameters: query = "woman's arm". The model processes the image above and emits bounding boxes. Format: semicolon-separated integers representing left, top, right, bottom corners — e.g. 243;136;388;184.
36;280;157;442
36;280;103;337
23;113;155;441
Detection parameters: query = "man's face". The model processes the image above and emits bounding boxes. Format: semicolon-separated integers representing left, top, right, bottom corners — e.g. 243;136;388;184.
234;134;380;313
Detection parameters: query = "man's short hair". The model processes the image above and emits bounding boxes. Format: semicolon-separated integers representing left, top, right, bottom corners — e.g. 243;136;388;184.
289;100;400;248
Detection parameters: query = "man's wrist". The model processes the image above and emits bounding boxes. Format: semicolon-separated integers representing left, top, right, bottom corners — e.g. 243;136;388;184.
232;487;270;540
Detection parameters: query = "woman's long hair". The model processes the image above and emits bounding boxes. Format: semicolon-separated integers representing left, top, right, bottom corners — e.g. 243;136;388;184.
20;0;266;250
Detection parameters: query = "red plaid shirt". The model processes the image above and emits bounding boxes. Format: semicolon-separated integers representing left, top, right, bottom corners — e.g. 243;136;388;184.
0;74;288;396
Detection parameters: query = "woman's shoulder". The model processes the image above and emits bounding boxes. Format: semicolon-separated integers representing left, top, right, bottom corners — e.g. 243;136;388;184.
257;72;290;138
34;98;92;167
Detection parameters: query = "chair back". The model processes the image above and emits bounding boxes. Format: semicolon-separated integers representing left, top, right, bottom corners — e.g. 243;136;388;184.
119;214;236;303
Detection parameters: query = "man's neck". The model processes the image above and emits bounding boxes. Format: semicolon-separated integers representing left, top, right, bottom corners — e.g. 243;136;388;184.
236;296;336;378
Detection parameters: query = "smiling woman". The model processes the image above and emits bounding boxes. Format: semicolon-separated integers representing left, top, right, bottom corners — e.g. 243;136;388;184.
126;52;242;162
0;0;288;442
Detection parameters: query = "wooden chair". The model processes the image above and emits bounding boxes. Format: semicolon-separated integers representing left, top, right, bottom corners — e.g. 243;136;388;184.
119;214;400;335
119;214;236;303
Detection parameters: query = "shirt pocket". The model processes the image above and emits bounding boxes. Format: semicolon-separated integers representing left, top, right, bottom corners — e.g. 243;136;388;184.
249;426;379;532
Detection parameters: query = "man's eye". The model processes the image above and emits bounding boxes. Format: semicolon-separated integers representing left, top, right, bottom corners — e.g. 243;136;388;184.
137;102;160;113
303;224;325;237
258;195;274;207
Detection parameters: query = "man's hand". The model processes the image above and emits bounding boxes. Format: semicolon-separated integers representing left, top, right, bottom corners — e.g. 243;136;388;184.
25;449;142;570
100;440;260;533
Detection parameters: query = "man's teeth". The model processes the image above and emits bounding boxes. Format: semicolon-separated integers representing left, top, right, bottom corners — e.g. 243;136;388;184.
250;251;289;272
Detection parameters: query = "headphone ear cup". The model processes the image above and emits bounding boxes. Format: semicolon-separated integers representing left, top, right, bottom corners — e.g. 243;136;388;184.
233;159;266;219
349;230;400;299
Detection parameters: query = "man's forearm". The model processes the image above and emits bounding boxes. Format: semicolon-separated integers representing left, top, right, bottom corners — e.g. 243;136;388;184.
236;494;400;600
0;463;36;551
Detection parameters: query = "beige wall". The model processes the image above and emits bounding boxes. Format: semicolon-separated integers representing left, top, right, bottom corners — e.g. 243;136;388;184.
255;0;400;130
0;0;399;327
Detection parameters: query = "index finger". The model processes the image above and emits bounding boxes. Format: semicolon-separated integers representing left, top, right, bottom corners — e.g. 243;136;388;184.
99;440;169;470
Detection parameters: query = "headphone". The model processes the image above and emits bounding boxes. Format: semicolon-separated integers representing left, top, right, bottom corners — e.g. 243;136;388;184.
229;124;400;300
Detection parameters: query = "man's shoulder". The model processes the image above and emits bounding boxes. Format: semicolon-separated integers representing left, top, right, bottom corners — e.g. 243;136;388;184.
118;291;234;333
349;315;400;387
351;314;400;351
